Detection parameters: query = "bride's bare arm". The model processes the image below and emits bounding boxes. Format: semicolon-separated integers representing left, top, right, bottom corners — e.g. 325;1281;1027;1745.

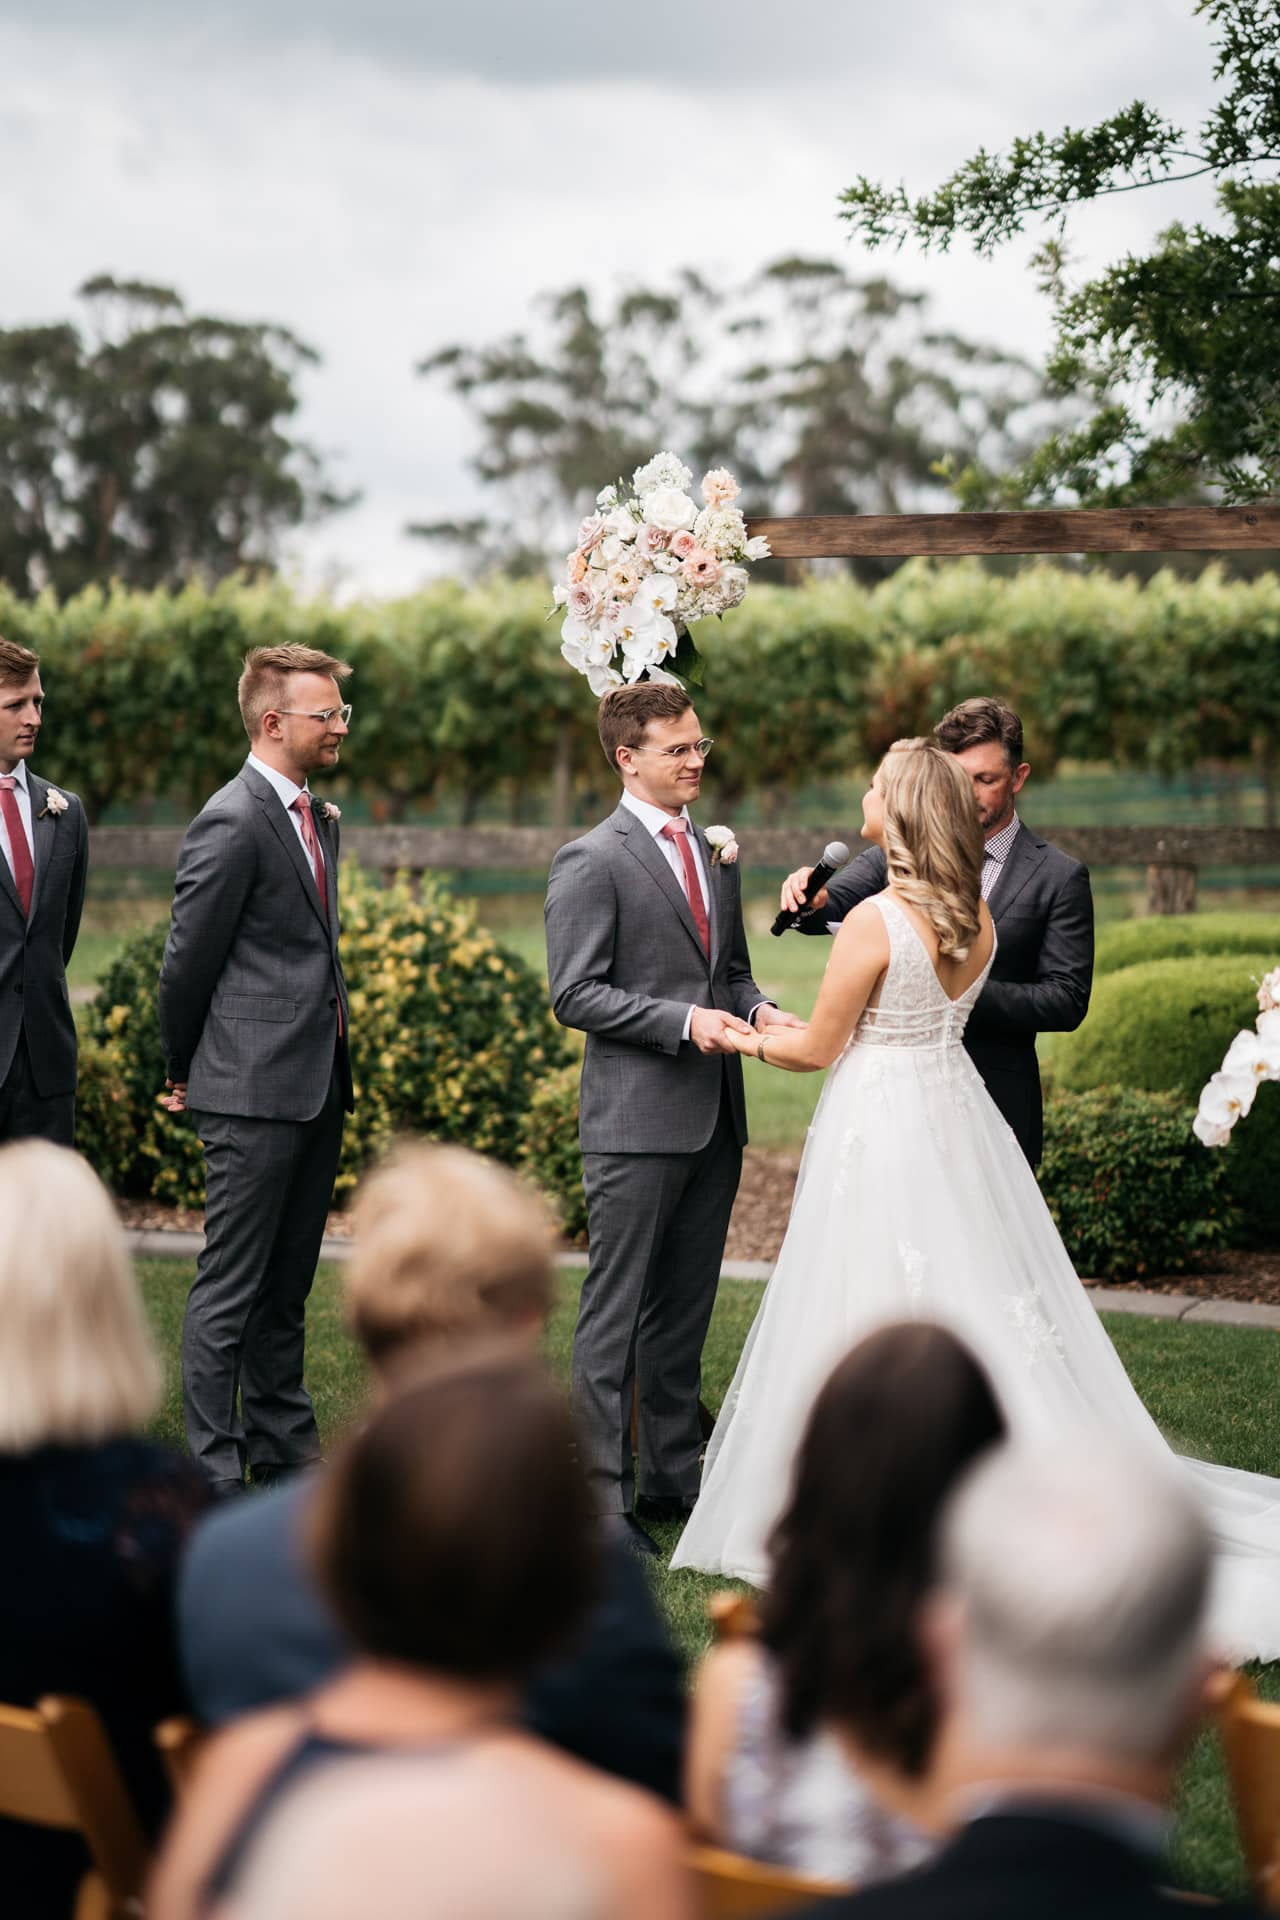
726;901;889;1073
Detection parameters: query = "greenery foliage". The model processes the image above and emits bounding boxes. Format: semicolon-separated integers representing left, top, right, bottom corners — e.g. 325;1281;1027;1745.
518;1062;587;1243
1040;1086;1237;1279
1047;952;1280;1241
76;869;571;1208
1095;911;1280;976
840;0;1280;505
15;560;1280;823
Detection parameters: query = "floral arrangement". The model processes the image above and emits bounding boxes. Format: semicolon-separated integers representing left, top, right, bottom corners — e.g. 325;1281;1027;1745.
553;452;770;695
1193;965;1280;1145
705;824;739;866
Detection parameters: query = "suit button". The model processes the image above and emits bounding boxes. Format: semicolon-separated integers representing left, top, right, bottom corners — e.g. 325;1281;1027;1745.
329;997;337;1008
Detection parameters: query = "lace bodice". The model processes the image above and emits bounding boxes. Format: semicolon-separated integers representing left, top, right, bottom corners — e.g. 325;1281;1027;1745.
852;894;994;1052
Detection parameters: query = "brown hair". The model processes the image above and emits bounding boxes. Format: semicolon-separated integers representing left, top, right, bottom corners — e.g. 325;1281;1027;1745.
346;1143;556;1371
761;1323;1005;1774
237;643;352;740
0;636;39;687
880;738;983;960
597;682;691;772
313;1353;598;1681
934;696;1024;770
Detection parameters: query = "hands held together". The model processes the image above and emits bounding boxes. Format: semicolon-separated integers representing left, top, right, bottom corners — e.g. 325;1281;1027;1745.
690;1003;807;1057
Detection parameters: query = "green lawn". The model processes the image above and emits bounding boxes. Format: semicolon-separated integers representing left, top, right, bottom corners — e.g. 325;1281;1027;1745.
141;1256;1277;1898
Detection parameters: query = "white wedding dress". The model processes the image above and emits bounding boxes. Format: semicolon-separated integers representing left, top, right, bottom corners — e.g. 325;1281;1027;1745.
672;893;1280;1661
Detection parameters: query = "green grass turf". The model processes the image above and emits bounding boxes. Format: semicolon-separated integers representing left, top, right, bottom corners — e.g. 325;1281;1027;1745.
140;1256;1279;1897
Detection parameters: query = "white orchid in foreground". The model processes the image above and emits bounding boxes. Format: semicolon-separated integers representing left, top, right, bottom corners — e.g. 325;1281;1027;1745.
1193;968;1280;1148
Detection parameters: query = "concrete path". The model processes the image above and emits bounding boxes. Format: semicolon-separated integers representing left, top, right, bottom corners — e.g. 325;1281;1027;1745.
124;1230;1280;1334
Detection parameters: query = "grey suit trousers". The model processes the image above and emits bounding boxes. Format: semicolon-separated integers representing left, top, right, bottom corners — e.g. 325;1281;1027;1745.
575;1082;741;1513
184;1052;345;1485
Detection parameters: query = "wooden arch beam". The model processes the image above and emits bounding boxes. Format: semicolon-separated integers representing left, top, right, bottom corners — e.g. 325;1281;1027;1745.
745;505;1280;559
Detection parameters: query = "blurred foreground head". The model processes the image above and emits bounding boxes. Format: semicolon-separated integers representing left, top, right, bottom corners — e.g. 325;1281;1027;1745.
0;1141;160;1449
233;1758;612;1920
345;1141;557;1382
937;1436;1212;1774
313;1349;597;1685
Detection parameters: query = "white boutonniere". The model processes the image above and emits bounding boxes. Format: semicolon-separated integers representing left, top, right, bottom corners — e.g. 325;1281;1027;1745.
321;801;341;823
705;824;739;866
38;789;69;819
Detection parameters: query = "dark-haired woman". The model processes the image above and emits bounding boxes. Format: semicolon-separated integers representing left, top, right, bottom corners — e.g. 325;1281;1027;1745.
685;1323;1005;1884
149;1353;691;1920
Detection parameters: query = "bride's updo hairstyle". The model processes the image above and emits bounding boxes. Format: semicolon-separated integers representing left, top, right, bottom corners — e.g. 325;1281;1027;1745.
878;738;983;961
762;1323;1005;1777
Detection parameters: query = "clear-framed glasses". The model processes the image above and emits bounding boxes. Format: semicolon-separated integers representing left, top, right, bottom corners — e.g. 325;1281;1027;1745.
628;736;714;763
279;704;353;726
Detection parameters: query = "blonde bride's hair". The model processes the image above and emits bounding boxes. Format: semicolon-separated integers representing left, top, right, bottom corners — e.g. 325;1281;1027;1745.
879;738;983;960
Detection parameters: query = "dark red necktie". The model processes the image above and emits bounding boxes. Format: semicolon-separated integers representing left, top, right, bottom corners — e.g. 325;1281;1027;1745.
292;793;328;915
661;818;710;957
0;777;34;918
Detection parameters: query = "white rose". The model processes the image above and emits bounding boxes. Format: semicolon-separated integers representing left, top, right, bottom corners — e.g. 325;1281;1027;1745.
719;564;749;608
652;551;682;573
551;580;568;606
606;506;639;542
641;487;698;533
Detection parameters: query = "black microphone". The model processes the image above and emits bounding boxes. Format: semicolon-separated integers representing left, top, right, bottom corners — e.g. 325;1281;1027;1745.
770;841;852;936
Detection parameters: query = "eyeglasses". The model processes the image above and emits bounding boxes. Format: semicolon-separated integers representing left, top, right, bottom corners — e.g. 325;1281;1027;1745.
627;737;714;763
278;704;353;726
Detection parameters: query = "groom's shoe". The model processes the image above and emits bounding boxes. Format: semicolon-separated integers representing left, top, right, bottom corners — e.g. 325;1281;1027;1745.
601;1513;661;1559
635;1493;696;1524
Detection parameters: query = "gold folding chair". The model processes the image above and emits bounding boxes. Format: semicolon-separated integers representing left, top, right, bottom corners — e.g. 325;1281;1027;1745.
688;1843;843;1918
1214;1668;1280;1909
153;1715;207;1800
0;1694;149;1920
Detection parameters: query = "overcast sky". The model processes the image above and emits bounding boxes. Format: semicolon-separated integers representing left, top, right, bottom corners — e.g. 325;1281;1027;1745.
0;0;1220;594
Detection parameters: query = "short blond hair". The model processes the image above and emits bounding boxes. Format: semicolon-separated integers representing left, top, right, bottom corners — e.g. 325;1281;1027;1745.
346;1143;557;1368
0;1144;161;1450
237;643;352;741
0;635;39;686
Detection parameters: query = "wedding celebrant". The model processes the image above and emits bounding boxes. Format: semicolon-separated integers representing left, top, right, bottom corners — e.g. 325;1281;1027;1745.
158;644;353;1498
0;635;89;1148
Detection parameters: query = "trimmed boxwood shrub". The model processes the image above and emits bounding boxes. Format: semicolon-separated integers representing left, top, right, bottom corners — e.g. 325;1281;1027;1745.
77;867;571;1208
1040;1087;1237;1280
518;1061;587;1244
1048;953;1280;1244
1094;913;1280;978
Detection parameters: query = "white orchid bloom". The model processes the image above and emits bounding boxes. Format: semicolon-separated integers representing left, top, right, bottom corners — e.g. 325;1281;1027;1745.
1192;1110;1234;1148
1197;1068;1256;1132
1224;1028;1277;1085
635;574;678;616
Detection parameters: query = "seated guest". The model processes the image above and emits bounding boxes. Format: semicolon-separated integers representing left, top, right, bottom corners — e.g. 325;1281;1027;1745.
0;1142;213;1916
792;1437;1224;1920
177;1142;684;1802
150;1355;692;1920
686;1323;1005;1883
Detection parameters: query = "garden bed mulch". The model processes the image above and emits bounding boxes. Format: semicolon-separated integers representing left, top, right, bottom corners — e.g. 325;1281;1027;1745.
117;1148;1280;1306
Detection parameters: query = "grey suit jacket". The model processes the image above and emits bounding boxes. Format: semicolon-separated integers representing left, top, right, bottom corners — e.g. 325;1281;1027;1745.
158;762;353;1123
810;825;1094;1163
0;771;88;1096
544;805;767;1155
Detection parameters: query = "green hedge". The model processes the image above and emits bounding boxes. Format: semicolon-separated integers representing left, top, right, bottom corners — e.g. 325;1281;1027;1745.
77;868;571;1207
518;1062;587;1244
1048;953;1280;1243
1094;913;1280;977
7;560;1280;821
1040;1087;1237;1280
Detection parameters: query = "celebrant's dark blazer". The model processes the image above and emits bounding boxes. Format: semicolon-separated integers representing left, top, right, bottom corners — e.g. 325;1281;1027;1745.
801;824;1094;1165
0;770;88;1098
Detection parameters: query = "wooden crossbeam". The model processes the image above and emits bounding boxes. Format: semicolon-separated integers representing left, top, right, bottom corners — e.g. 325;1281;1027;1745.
746;505;1280;559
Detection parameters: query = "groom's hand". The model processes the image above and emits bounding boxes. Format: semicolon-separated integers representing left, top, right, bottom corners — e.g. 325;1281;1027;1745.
690;1008;754;1055
780;866;828;916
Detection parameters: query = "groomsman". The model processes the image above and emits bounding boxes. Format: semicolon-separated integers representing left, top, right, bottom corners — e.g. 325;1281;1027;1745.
782;696;1094;1165
159;645;354;1497
0;636;88;1146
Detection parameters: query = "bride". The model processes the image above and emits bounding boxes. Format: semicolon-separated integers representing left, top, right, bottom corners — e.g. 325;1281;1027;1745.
672;737;1280;1661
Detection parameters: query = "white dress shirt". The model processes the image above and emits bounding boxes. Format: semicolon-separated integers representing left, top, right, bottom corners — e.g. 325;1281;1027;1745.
247;753;317;859
0;759;35;889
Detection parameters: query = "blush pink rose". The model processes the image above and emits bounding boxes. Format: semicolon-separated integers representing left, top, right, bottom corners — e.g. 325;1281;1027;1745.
669;529;697;560
566;550;589;584
701;467;740;508
567;581;601;620
576;513;606;552
636;523;671;559
682;548;721;587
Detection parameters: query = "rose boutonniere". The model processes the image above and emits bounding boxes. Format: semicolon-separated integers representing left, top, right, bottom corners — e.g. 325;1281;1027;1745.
38;789;69;819
320;801;341;823
705;824;739;867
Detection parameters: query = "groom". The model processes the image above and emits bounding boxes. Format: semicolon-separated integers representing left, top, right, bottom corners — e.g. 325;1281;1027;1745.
546;683;793;1556
782;696;1094;1166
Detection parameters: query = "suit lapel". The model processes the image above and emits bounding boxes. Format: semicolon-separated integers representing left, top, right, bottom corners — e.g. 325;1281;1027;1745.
239;764;330;936
614;807;709;965
988;823;1047;919
27;771;56;919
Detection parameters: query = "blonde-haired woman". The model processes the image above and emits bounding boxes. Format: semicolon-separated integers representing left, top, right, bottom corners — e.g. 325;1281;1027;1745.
673;743;1280;1664
0;1142;213;1915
